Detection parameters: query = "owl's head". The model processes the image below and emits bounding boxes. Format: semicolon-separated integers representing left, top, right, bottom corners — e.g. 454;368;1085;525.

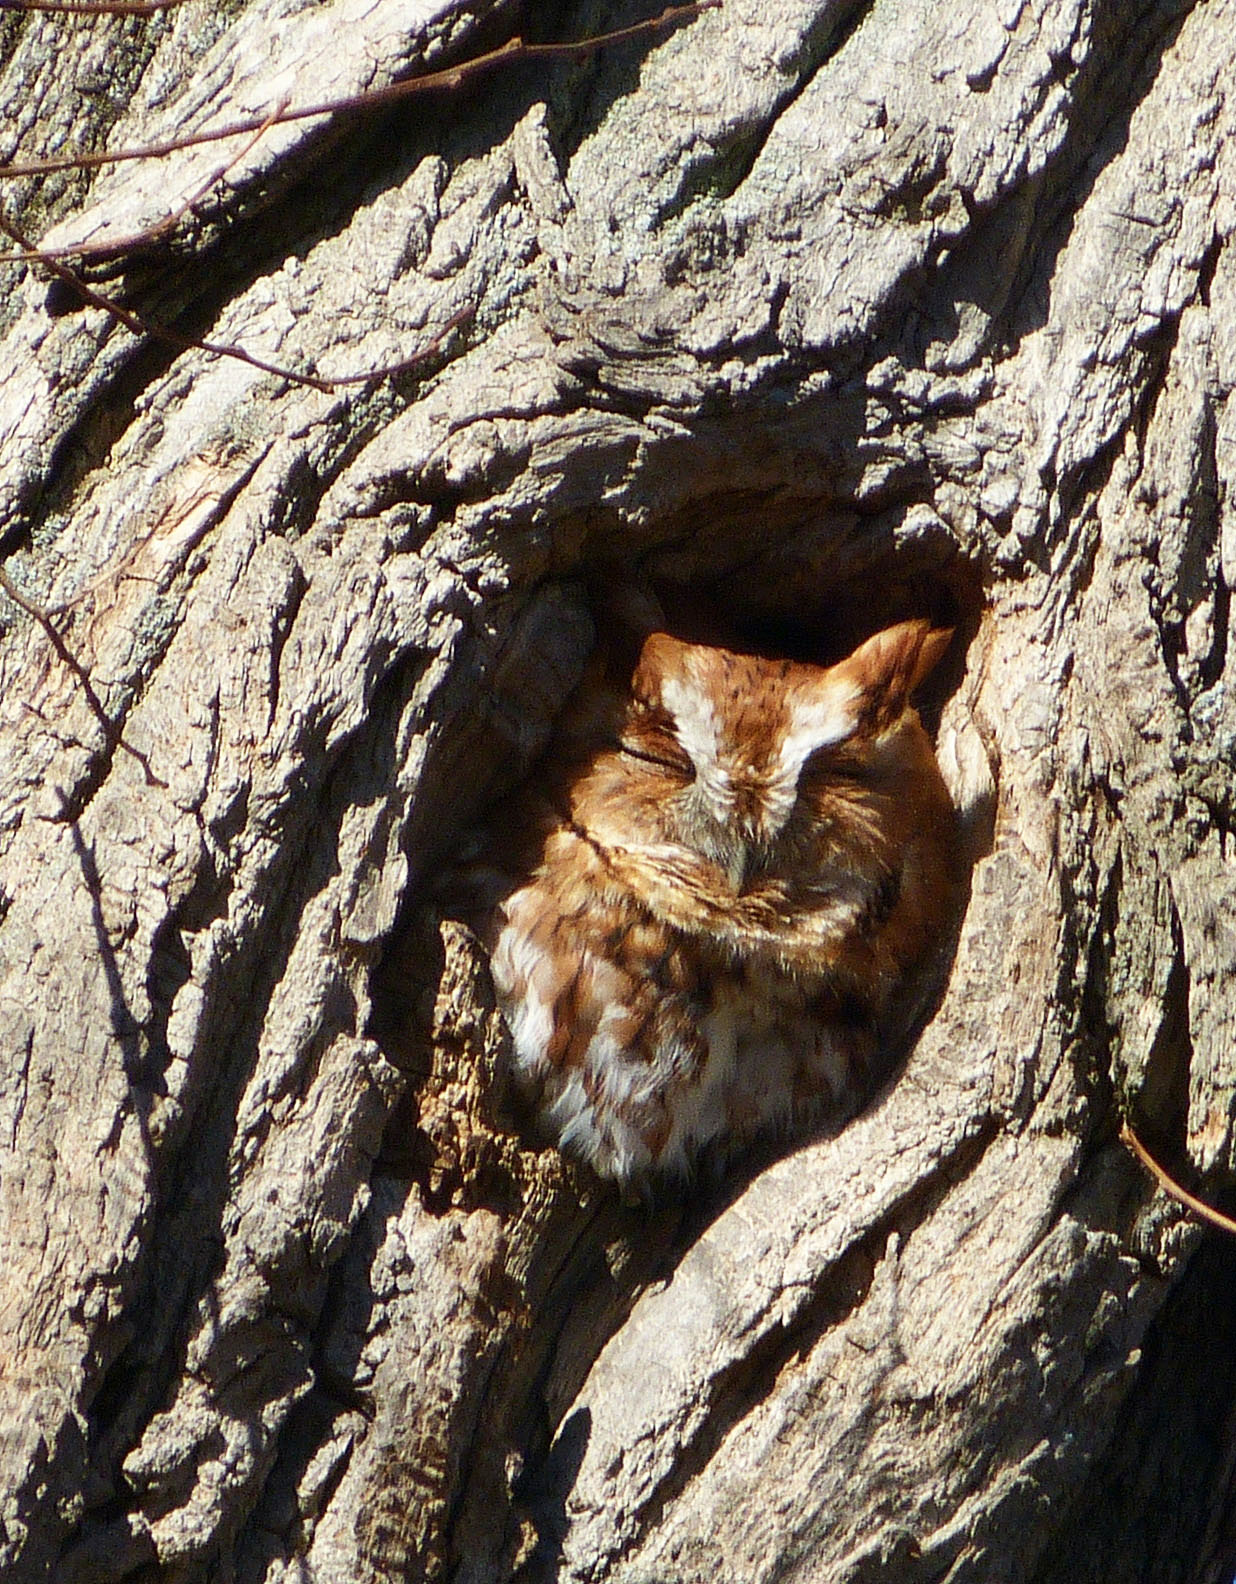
608;619;953;889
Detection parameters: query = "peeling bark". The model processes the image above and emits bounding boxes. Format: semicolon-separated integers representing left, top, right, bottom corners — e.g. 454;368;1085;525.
1;1;1235;1581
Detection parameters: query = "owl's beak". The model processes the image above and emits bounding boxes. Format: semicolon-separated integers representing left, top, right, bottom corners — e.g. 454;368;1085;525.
726;833;772;892
725;846;750;891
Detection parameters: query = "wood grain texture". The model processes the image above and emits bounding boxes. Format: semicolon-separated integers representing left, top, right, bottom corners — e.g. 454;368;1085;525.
1;0;1234;1580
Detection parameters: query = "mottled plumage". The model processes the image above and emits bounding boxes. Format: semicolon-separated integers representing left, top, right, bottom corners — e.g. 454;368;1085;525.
461;619;957;1186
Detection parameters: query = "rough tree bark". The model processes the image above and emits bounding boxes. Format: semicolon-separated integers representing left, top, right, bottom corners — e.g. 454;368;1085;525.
1;0;1234;1580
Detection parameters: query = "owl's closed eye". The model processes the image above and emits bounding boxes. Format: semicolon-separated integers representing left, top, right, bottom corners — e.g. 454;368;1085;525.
471;617;957;1186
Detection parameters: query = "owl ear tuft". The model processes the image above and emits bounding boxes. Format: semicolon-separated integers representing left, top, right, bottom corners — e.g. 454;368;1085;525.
631;632;691;702
836;621;953;727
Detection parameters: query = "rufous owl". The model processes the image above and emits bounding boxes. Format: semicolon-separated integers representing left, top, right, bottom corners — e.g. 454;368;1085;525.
457;617;957;1187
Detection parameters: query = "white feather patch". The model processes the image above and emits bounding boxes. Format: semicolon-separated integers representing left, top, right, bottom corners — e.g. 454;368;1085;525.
492;917;558;1078
776;681;858;779
505;983;556;1077
660;670;732;812
491;906;541;997
554;1071;653;1181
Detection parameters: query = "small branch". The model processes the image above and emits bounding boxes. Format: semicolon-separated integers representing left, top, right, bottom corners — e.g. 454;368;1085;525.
0;3;718;181
0;6;711;385
1;203;469;387
7;204;474;391
320;303;474;385
0;0;196;12
0;207;345;390
7;96;291;265
0;567;166;787
1121;1122;1236;1237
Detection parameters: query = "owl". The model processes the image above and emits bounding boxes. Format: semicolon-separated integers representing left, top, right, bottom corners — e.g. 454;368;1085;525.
462;618;957;1187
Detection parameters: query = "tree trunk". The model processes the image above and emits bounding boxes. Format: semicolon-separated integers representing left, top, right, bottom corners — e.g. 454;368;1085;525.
2;1;1234;1580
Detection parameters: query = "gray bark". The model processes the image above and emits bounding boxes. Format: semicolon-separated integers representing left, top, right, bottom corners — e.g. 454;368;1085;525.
1;0;1234;1580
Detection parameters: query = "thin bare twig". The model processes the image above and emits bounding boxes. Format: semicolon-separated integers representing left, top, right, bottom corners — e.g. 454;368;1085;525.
0;1;714;794
0;5;709;382
0;0;196;13
0;3;718;182
6;95;291;265
0;567;166;786
1121;1122;1236;1237
0;207;344;390
320;304;474;385
1;196;471;388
